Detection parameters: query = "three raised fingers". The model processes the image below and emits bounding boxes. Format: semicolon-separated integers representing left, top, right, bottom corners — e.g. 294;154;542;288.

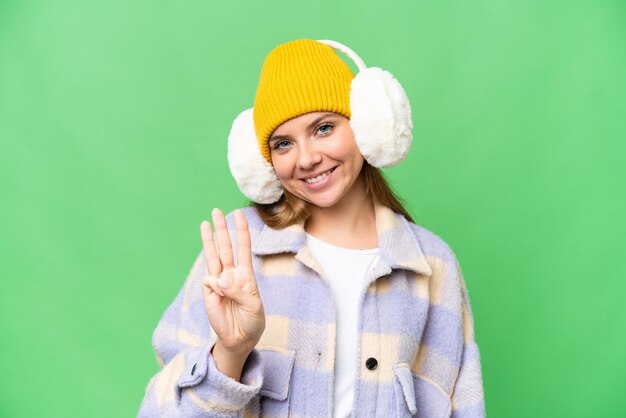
201;208;257;293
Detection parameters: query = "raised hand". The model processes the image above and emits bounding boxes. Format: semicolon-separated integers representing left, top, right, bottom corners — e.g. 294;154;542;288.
200;209;265;368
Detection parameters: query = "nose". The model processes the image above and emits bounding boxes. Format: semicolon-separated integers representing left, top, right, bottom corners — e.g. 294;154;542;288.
296;140;322;170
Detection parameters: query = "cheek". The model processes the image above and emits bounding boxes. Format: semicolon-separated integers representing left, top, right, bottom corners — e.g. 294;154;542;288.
353;153;365;169
271;157;293;181
330;129;360;160
332;142;362;165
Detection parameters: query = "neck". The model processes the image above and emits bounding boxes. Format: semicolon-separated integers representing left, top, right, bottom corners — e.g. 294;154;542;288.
304;176;377;250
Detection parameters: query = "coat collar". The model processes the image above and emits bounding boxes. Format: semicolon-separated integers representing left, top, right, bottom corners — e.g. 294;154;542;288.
251;202;432;277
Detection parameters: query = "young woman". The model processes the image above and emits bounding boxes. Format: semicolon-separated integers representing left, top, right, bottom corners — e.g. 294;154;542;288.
138;39;485;417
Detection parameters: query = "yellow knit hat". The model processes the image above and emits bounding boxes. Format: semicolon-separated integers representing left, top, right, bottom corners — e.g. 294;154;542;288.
253;39;355;161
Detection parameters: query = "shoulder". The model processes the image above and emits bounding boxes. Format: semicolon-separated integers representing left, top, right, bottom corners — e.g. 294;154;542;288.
405;218;460;265
404;218;467;317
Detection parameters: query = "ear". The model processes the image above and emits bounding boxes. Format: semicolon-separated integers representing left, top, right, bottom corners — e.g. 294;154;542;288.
349;67;413;167
227;108;284;204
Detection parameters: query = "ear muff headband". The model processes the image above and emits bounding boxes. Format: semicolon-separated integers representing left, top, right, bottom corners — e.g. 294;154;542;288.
226;39;413;204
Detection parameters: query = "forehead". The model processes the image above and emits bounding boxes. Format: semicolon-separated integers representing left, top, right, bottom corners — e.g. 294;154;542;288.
271;112;340;136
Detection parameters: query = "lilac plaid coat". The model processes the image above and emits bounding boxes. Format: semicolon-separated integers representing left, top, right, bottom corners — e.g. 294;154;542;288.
138;203;486;417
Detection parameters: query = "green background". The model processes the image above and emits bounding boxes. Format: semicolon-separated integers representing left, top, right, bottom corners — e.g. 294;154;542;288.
1;0;625;416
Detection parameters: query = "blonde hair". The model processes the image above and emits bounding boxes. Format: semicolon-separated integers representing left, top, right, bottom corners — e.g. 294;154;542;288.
253;161;414;229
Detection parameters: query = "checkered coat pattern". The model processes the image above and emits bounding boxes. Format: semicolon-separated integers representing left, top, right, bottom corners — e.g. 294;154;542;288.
138;203;486;417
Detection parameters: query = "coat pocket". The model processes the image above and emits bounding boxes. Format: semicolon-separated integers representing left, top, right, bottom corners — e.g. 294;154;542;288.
259;348;296;417
393;364;452;418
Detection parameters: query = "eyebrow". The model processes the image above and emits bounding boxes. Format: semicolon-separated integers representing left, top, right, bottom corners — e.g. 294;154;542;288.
268;112;337;144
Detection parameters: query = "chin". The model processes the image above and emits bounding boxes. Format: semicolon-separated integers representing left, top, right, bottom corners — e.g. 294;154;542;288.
308;199;338;209
284;187;338;209
303;193;344;209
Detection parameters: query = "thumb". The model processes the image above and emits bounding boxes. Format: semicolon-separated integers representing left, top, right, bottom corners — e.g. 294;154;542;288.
217;269;259;307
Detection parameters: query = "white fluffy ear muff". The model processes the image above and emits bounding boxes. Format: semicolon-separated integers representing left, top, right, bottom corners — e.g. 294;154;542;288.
227;108;283;204
317;39;413;167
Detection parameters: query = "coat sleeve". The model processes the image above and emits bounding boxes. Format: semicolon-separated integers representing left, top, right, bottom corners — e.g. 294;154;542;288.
450;262;486;418
137;251;263;417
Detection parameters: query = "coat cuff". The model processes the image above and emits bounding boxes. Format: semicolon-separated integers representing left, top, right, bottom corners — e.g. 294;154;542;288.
176;344;263;412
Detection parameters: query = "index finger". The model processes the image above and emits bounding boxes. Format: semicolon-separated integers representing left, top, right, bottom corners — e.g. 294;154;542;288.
234;209;253;268
200;220;221;277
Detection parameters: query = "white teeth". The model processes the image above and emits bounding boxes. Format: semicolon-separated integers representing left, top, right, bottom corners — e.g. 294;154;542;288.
305;169;333;184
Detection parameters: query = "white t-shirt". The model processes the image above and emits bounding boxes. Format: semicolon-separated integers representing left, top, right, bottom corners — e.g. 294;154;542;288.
305;233;379;418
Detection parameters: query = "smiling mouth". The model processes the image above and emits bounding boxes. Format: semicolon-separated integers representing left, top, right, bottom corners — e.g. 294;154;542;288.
303;167;336;184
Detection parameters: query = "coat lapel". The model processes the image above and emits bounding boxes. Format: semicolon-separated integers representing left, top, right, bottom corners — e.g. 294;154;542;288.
251;202;432;281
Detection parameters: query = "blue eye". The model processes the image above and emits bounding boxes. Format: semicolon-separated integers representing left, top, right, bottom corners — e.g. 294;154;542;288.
316;123;334;136
273;140;292;150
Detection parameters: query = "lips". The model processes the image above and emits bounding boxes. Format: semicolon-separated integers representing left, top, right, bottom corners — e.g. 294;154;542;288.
302;167;336;184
